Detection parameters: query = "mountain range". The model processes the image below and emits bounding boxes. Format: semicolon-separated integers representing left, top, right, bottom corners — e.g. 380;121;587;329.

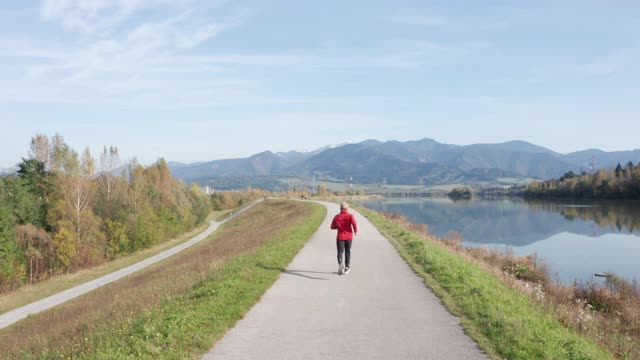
168;139;640;189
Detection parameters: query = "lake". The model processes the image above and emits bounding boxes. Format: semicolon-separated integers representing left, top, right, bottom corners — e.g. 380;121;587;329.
357;197;640;284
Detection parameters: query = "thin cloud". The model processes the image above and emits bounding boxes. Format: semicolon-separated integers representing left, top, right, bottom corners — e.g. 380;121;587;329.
531;56;634;80
488;55;637;85
40;0;145;36
378;12;510;31
1;1;456;108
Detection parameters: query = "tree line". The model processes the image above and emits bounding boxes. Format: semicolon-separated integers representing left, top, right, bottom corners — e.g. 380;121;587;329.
525;161;640;199
0;134;213;292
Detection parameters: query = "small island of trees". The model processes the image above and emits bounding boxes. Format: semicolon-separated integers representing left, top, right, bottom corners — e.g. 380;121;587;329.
448;186;473;200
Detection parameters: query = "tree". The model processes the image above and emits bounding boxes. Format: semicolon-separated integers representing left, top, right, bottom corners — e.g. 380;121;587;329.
142;158;175;209
18;158;53;197
615;163;623;178
17;158;54;229
49;145;101;267
14;224;52;283
104;219;129;258
0;199;24;290
317;184;328;197
625;161;635;180
97;146;120;201
127;158;150;217
220;191;235;209
52;224;75;272
50;133;73;174
29;134;51;170
81;148;95;178
189;183;211;224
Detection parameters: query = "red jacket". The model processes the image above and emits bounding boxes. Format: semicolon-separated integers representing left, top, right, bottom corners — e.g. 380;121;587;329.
331;210;358;241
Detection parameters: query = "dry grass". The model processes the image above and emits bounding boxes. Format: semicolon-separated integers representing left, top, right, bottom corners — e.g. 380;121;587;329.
0;201;312;357
375;209;640;359
0;211;225;315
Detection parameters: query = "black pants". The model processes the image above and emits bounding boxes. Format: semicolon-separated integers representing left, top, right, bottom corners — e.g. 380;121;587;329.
336;240;352;267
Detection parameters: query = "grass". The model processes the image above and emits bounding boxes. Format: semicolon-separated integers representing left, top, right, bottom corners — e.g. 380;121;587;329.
0;200;326;359
496;177;537;186
0;211;225;315
356;206;615;360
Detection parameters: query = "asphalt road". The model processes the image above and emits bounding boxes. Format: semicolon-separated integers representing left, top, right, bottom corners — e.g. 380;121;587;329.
0;200;261;330
203;201;486;360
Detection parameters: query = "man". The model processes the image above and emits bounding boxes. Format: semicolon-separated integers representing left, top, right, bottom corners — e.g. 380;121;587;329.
330;202;358;275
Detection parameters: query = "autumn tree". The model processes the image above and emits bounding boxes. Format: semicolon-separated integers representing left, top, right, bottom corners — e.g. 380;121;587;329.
52;224;75;272
97;146;120;202
127;158;147;215
14;224;52;283
317;184;328;197
29;134;52;170
50;133;73;173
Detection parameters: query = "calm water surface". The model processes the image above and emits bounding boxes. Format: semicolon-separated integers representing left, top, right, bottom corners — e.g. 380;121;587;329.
358;198;640;284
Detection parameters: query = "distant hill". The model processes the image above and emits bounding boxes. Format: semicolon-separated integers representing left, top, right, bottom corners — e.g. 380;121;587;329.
565;149;640;171
168;147;327;181
168;151;288;180
168;139;640;189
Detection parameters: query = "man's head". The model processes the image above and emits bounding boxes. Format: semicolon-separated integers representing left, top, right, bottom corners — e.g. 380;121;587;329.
340;202;349;210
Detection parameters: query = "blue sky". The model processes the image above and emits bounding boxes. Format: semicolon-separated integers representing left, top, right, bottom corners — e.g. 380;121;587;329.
1;0;639;168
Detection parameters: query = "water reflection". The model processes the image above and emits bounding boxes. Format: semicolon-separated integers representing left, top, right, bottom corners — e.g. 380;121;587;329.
529;200;640;234
358;198;640;283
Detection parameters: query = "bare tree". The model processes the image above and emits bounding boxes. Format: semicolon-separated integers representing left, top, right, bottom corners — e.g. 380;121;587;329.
29;134;51;169
98;146;120;201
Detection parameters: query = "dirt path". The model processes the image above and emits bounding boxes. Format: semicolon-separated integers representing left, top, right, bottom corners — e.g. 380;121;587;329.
0;200;261;330
203;201;486;359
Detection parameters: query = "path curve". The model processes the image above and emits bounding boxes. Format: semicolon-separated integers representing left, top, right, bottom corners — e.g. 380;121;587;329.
203;201;486;360
0;200;262;330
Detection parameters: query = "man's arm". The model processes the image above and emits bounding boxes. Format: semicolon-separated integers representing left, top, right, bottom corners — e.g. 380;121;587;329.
351;214;358;234
330;216;338;230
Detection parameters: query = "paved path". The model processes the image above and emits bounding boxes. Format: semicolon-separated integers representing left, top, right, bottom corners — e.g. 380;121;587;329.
204;201;486;360
0;200;262;330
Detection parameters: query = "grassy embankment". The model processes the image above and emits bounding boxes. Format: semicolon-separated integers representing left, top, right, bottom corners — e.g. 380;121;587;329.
0;199;262;314
0;211;223;315
357;206;617;360
0;200;326;359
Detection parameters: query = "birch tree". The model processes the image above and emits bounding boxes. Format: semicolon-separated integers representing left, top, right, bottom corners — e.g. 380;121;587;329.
29;134;51;170
98;146;120;201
